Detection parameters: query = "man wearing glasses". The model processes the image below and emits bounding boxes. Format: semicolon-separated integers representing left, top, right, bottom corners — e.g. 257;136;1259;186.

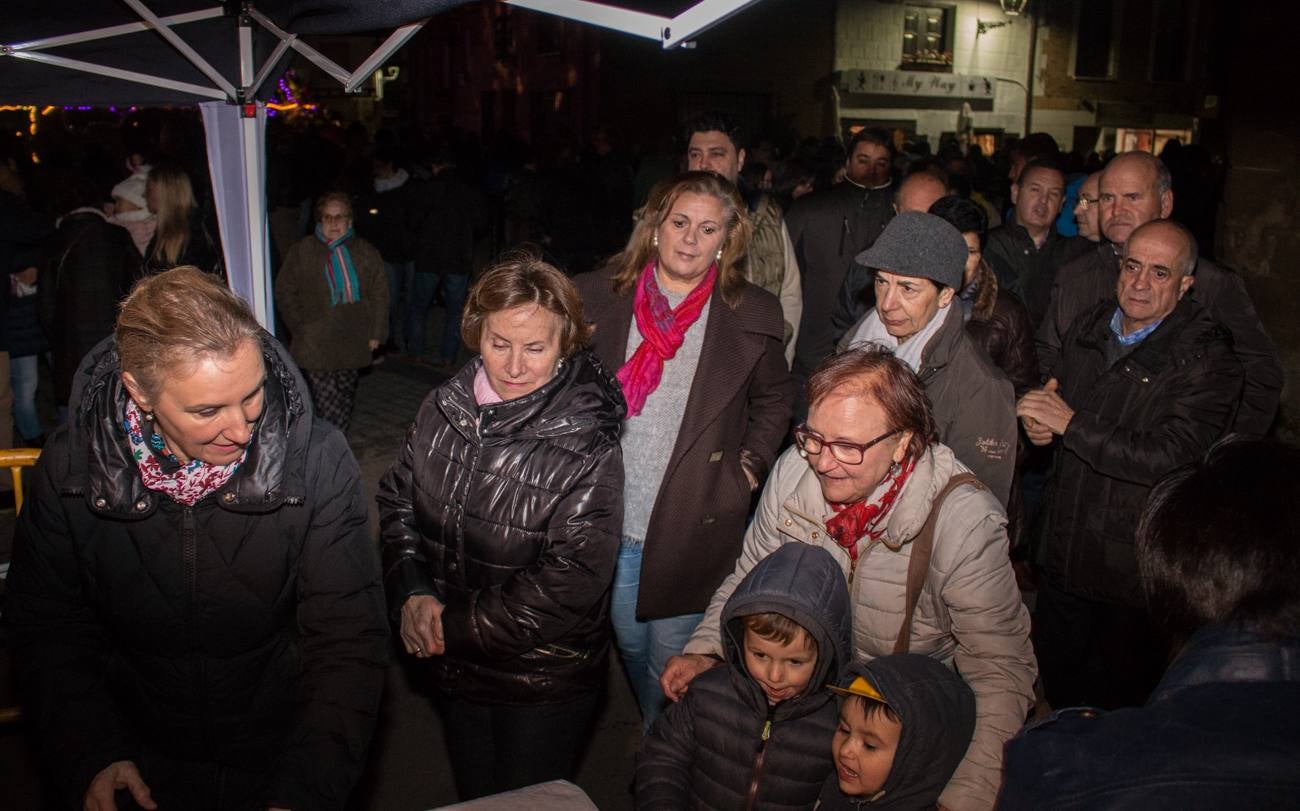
1072;171;1102;243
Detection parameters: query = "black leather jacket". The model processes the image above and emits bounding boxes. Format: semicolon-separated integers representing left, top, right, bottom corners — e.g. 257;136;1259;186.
378;350;625;704
4;335;389;810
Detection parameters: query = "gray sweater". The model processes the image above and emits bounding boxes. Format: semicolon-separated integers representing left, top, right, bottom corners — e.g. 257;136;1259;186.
620;291;712;542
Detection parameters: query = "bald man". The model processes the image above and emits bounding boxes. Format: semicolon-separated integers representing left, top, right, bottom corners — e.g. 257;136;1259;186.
1021;218;1243;709
1037;151;1281;436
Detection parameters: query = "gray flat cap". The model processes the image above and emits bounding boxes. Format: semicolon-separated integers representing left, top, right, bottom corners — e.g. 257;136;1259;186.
854;210;968;290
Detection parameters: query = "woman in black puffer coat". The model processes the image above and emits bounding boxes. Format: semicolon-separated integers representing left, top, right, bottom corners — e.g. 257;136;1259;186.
5;268;389;811
378;254;625;801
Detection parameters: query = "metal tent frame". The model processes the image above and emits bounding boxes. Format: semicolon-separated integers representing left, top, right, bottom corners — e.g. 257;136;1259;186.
1;0;764;328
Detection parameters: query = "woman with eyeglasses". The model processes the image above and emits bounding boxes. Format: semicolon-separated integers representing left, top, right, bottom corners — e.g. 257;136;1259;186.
275;191;388;433
660;346;1036;811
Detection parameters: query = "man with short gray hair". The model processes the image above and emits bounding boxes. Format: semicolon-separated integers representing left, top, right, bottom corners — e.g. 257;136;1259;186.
1037;150;1281;436
1019;218;1244;709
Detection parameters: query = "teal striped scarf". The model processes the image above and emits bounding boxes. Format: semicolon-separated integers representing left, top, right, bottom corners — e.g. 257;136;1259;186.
316;225;361;307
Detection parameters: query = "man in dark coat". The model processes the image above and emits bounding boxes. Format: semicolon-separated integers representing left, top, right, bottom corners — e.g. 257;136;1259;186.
984;160;1089;329
1037;151;1281;436
1000;439;1300;809
786;129;895;388
1018;219;1243;710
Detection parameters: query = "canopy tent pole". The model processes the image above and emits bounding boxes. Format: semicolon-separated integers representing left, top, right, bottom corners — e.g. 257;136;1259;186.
4;8;223;53
6;50;228;99
344;23;426;93
119;0;238;99
505;0;763;48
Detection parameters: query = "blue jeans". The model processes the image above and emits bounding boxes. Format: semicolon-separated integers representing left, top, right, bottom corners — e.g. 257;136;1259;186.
405;271;470;362
611;537;704;731
383;260;414;347
10;354;41;441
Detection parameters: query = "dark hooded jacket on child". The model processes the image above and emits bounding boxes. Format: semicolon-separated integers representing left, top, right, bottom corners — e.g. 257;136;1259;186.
636;543;853;811
817;654;976;810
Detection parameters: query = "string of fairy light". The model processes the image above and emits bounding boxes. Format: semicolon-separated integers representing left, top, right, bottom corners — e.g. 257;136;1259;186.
1;70;318;155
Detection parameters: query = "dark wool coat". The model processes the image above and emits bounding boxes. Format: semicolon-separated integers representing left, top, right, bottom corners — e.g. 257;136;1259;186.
274;233;389;371
3;335;389;811
1036;242;1281;437
964;262;1040;399
37;210;142;403
378;351;626;704
785;181;895;375
636;543;853;811
1037;297;1243;606
574;268;793;619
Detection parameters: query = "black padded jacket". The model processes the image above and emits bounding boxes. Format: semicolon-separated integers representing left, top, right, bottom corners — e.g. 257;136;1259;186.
3;335;389;810
636;543;853;811
378;350;625;704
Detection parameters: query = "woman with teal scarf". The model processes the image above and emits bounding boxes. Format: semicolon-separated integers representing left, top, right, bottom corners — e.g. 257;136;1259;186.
275;191;388;432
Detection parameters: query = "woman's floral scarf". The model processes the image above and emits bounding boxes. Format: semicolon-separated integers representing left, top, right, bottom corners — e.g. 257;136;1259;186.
123;398;245;506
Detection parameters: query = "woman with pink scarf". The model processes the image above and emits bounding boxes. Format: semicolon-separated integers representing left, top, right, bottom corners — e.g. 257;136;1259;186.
574;170;792;729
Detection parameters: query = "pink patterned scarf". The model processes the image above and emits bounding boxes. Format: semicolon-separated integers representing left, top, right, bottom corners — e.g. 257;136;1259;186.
616;261;717;417
123;399;245;506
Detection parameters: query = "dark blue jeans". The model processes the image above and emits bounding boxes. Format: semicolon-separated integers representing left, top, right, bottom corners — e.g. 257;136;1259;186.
405;271;470;362
436;690;600;801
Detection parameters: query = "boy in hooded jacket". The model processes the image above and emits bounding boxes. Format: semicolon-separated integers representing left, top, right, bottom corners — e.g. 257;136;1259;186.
818;654;976;810
636;543;853;810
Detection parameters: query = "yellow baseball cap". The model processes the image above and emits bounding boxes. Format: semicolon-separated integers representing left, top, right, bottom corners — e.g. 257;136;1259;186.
826;674;889;705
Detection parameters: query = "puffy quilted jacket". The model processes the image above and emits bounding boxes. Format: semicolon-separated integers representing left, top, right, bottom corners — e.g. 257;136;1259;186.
4;335;389;810
684;443;1037;811
378;350;625;704
637;543;852;811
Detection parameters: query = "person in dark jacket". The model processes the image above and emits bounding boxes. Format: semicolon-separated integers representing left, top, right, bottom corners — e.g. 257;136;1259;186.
275;191;388;432
142;164;224;279
0;172;54;453
407;150;484;369
1000;438;1300;809
378;255;625;800
786;129;896;387
4;267;389;811
573;171;792;730
1036;151;1281;436
983;160;1089;330
636;543;852;810
839;212;1018;507
355;149;420;353
819;654;975;810
5;245;48;443
37;198;143;411
1019;220;1244;710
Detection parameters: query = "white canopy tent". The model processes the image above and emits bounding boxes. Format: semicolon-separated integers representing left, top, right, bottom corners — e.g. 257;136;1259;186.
1;0;763;329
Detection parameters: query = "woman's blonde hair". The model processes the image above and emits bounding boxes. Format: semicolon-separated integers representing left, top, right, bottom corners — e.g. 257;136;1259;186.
606;170;752;308
460;252;594;358
146;164;198;267
116;266;262;398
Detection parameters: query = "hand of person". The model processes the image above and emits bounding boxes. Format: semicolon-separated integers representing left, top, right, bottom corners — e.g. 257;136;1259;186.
367;339;380;351
83;760;156;811
400;594;445;658
1017;378;1074;442
660;653;722;702
15;266;37;286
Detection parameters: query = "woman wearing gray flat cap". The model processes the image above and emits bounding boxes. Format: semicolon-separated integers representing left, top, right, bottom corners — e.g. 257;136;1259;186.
838;210;1016;507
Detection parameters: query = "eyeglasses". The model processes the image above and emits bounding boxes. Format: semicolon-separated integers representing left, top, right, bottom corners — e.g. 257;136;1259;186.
1076;194;1099;209
793;425;899;466
320;213;351;224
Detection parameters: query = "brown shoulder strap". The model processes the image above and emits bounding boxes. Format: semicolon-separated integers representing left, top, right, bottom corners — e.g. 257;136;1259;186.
892;473;986;655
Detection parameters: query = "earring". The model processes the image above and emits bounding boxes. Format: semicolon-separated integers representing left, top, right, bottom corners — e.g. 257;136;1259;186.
653;233;659;248
143;410;155;423
715;248;723;261
888;461;901;476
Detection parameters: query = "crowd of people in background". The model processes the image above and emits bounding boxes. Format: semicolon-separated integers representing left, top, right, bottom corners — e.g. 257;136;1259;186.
0;106;1296;811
